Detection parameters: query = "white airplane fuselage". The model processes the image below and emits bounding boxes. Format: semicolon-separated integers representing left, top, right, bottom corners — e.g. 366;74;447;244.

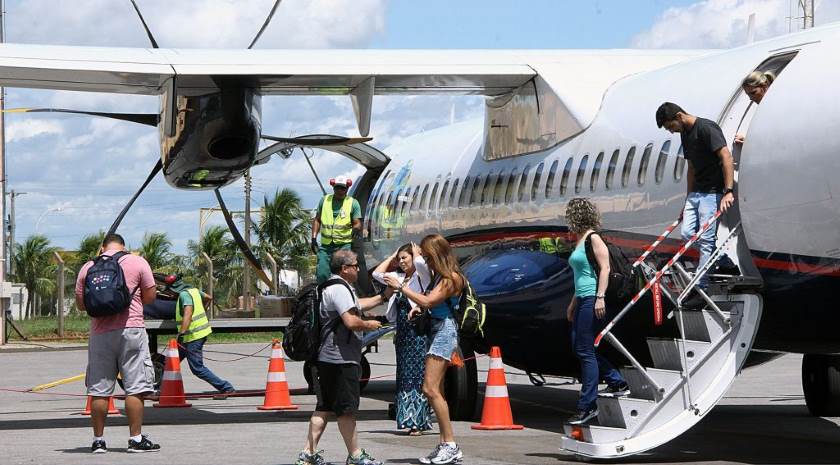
359;25;840;376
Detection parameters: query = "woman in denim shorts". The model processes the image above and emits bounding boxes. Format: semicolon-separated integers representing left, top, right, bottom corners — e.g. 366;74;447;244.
384;234;464;465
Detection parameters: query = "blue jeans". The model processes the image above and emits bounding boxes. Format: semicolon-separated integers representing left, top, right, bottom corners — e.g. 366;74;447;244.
571;296;625;412
681;192;722;289
178;337;234;393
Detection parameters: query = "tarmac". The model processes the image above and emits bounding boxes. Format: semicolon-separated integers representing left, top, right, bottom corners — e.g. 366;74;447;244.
1;340;839;465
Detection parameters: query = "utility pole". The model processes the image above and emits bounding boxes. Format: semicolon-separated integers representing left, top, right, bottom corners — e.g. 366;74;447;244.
801;0;814;29
0;0;7;345
243;170;252;313
8;190;24;276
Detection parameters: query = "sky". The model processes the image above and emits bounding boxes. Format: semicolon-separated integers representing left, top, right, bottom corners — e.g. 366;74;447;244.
2;0;838;254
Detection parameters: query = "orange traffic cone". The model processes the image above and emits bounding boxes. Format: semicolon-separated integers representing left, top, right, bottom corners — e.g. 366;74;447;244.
257;340;298;410
81;396;120;415
472;346;523;430
153;339;192;408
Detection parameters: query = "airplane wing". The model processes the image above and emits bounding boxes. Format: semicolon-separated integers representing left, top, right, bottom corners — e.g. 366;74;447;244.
0;44;712;136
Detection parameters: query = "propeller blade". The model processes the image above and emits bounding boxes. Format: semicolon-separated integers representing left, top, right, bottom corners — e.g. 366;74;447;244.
213;189;273;288
248;0;283;49
261;134;373;146
129;0;160;48
3;108;159;126
107;159;163;236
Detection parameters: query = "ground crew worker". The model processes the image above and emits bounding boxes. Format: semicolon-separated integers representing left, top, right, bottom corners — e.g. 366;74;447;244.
311;175;362;284
166;275;235;395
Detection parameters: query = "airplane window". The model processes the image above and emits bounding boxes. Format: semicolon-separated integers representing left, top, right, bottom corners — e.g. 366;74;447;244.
391;188;402;215
621;146;636;188
419;184;429;212
401;186;415;217
494;170;508;206
459;175;471;207
517;164;530;202
531;162;544;201
575;155;589;194
638;143;653;186
545;160;559;199
590;152;604;192
655;140;671;184
605;149;620;190
470;175;483;206
505;168;519;205
439;180;450;211
674;144;686;182
449;178;460;209
559;157;573;196
428;182;439;213
482;172;497;205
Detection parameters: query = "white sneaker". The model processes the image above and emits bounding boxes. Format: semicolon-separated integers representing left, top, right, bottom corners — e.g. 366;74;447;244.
418;444;442;464
431;443;463;464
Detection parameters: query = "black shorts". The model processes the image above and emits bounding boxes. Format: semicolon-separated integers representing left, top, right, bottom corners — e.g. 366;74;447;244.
314;361;360;416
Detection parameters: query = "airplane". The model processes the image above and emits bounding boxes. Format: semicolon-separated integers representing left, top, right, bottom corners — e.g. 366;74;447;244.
1;4;839;457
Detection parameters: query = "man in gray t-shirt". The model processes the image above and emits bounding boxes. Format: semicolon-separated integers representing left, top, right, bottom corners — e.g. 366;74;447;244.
296;249;387;465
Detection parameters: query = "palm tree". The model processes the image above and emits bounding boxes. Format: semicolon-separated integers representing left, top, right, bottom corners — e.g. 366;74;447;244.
188;225;242;309
253;188;313;284
76;231;106;264
138;232;174;272
11;235;58;319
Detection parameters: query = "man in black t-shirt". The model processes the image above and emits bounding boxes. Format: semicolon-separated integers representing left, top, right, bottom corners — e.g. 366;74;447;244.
656;102;735;305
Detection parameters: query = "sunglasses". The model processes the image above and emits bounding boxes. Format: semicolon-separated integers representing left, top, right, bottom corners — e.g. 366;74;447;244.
344;262;360;269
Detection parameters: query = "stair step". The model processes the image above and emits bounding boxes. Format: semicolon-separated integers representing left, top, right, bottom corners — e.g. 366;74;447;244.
596;396;656;429
564;423;627;444
676;309;728;342
620;367;682;401
647;338;711;371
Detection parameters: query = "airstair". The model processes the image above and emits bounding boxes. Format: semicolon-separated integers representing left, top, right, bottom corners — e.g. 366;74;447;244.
560;211;763;458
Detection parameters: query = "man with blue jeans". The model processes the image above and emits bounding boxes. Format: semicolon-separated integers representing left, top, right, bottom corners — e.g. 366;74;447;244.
169;275;235;394
656;102;736;307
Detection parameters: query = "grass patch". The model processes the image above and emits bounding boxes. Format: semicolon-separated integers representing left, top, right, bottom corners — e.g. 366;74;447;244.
156;332;282;347
9;313;90;340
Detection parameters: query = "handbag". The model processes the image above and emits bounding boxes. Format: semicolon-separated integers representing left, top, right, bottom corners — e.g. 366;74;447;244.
406;274;430;337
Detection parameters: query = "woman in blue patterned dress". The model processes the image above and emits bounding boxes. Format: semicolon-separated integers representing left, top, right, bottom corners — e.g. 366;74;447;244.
373;243;432;435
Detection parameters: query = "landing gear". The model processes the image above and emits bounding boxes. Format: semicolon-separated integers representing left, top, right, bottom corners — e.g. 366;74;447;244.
444;346;478;421
802;354;840;416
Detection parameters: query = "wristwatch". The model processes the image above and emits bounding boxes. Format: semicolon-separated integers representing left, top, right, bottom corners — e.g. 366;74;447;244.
722;188;734;195
595;294;605;299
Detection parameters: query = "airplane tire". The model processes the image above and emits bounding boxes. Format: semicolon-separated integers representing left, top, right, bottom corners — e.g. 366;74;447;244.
303;356;370;394
444;346;478;421
802;353;840;416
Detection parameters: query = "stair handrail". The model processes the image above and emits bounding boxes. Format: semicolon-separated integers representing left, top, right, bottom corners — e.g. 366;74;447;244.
631;217;682;268
594;209;723;348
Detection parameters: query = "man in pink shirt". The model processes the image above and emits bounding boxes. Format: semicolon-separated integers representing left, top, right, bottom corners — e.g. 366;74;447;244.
75;233;159;454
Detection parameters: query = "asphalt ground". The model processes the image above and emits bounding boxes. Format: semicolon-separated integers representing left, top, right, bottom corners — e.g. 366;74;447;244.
1;341;839;465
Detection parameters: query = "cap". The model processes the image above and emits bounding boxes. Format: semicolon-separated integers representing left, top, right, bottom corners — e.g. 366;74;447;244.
329;175;352;188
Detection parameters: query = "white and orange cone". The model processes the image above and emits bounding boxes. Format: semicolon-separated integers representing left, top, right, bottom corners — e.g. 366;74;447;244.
472;346;524;430
81;396;120;415
257;340;298;410
153;339;192;408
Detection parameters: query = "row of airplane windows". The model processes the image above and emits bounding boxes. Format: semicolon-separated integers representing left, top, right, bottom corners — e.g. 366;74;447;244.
369;140;685;220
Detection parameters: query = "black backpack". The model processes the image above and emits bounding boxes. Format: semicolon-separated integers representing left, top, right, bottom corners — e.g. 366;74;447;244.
438;274;487;341
283;278;352;361
584;232;638;304
83;251;138;318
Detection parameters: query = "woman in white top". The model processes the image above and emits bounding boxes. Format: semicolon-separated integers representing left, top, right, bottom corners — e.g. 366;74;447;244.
372;243;432;435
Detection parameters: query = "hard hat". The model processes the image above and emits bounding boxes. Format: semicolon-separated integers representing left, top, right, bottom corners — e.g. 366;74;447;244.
329;175;352;188
164;274;178;285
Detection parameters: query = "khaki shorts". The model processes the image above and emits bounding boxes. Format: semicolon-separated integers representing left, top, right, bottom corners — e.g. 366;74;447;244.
86;327;155;396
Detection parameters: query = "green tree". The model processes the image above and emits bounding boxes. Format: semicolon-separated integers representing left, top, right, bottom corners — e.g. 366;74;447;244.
138;232;174;272
253;188;313;286
188;225;242;309
11;235;58;319
76;231;106;264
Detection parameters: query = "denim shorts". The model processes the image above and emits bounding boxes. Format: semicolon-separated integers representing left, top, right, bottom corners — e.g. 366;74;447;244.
427;316;458;361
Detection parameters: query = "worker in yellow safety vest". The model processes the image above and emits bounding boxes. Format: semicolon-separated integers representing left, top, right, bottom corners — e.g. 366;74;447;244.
311;175;363;283
166;274;235;395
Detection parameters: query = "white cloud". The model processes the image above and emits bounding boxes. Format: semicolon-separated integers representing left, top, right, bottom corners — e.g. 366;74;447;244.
5;119;63;142
632;0;840;49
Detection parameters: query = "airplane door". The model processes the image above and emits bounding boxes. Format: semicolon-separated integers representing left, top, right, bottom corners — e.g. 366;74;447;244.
715;52;798;277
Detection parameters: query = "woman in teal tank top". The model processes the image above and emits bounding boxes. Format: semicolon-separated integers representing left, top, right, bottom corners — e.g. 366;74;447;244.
565;198;629;426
